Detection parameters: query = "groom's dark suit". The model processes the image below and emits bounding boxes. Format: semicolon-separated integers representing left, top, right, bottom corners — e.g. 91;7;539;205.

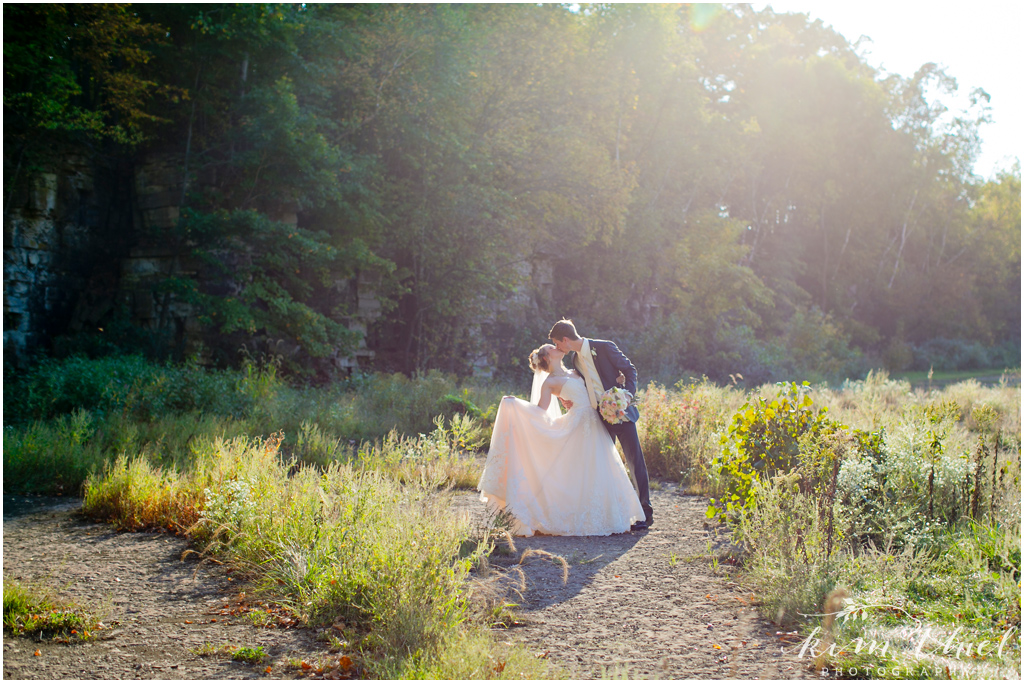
571;339;653;523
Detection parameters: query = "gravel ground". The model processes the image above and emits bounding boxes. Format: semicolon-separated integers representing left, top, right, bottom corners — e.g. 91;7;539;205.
454;485;813;679
3;486;813;679
2;505;326;680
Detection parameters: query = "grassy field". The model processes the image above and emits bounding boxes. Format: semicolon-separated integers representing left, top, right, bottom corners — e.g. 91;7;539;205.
4;357;1020;678
890;367;1021;389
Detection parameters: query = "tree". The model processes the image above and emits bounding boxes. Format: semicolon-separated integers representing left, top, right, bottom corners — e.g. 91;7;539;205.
4;3;181;218
4;3;1017;378
128;4;390;372
963;165;1022;343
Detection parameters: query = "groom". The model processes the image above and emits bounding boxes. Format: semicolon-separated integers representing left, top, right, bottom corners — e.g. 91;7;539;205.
549;319;654;530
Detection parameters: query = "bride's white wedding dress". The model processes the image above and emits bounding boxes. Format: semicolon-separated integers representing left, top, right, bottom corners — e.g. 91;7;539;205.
478;375;644;536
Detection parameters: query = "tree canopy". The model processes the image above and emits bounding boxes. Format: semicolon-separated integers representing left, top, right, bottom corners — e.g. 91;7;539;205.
4;3;1019;383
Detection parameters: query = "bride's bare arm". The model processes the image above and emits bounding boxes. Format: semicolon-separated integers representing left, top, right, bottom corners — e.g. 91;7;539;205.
536;376;564;411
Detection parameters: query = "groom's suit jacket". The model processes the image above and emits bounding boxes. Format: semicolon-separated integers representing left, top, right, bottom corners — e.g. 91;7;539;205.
570;338;641;423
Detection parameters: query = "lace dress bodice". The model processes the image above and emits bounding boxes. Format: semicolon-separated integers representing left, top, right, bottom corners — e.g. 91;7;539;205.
553;374;604;438
558;375;592;409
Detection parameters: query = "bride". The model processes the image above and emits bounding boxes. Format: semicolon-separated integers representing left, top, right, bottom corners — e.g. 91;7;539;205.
477;343;644;536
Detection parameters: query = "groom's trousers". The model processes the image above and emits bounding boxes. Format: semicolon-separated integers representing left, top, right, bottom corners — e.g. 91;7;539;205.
606;420;653;521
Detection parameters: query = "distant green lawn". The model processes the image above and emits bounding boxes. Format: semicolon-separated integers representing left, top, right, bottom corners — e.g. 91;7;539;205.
891;367;1020;387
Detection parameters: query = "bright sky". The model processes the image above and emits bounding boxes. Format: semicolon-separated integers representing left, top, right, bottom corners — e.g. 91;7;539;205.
756;1;1022;179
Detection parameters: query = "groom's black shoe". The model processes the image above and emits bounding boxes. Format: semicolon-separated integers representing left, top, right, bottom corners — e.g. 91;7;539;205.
631;517;653;531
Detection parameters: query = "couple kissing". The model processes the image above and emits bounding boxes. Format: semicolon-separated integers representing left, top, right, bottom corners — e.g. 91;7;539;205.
477;319;654;536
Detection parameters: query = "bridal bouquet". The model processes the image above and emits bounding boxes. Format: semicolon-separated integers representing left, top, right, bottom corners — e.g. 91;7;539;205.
598;387;633;424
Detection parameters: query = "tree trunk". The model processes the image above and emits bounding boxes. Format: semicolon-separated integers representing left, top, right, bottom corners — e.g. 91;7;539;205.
240;52;250;98
180;65;203;207
887;190;918;289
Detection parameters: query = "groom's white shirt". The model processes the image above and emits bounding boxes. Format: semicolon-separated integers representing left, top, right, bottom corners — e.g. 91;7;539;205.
578;338;601;410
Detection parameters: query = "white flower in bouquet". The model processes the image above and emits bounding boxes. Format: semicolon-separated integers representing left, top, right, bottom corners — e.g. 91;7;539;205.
598;387;632;424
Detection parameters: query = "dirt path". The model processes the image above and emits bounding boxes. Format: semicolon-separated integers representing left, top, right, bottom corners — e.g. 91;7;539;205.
3;487;811;680
454;485;811;679
2;504;323;680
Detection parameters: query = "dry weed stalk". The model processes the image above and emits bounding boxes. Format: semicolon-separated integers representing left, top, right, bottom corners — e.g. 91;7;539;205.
491;527;517;556
814;588;850;673
517;548;570;584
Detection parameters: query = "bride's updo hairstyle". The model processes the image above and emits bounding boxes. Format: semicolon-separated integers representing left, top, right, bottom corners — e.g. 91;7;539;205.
528;345;551;373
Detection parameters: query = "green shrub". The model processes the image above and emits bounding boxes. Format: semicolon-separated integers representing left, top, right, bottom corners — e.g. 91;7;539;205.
440;392;482;419
704;324;788;387
614;308;870;388
910;337;1018;372
2;409;105;494
3;355;257;423
302;372;502;444
354;371;466;437
782;306;869;384
708;382;838;522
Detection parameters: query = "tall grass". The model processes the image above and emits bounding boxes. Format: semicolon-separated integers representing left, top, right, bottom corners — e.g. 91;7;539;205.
80;433;549;678
83;451;205;531
3;356;503;495
806;521;1021;679
636;378;745;494
4;356;543;673
3;409;105;494
4;410;258;495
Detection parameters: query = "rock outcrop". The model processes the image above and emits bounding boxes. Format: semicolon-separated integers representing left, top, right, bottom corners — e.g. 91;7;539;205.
3;154;379;372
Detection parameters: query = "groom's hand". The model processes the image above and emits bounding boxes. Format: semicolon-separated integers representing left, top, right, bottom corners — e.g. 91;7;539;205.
558;397;574;410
